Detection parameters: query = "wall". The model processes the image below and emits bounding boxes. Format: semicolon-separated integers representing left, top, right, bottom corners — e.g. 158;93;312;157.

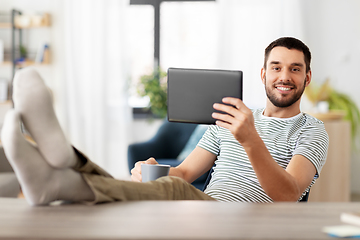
302;0;360;193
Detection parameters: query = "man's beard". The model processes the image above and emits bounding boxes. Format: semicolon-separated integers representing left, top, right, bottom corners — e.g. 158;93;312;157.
265;77;306;108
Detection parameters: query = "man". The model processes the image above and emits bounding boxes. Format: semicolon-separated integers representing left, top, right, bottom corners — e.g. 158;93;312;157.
1;37;328;206
131;37;328;202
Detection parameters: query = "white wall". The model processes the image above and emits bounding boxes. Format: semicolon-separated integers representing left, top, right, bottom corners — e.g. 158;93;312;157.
302;0;360;193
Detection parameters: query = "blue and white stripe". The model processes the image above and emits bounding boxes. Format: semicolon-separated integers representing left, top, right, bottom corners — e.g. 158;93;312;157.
198;108;329;203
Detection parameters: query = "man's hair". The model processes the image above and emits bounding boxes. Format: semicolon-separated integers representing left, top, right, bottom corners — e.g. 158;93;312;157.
264;37;311;73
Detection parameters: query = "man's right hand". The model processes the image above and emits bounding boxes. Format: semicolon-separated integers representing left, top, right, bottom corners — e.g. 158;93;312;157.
130;157;158;182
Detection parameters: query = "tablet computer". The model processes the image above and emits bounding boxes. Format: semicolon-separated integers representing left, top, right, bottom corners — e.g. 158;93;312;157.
167;68;243;124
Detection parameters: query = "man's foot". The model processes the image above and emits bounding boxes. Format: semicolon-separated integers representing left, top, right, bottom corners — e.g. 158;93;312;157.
12;68;77;169
1;110;95;205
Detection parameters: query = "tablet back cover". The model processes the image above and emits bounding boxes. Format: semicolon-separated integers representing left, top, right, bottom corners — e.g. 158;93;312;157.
167;68;243;124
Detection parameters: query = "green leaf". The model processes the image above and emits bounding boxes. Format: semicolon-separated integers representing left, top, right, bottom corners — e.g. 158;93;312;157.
328;88;360;150
137;68;167;118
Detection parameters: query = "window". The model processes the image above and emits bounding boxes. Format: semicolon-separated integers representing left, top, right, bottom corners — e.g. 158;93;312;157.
126;1;217;111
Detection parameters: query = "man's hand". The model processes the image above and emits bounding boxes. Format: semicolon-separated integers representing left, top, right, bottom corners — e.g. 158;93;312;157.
130;157;158;182
212;97;258;147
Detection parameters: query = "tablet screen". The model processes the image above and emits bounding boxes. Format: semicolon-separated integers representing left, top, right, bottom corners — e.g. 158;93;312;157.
167;68;243;124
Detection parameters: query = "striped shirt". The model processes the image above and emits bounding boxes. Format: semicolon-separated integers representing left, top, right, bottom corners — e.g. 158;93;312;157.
198;108;329;202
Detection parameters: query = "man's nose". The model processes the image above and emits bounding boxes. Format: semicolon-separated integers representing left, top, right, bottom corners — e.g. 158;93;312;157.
279;69;291;82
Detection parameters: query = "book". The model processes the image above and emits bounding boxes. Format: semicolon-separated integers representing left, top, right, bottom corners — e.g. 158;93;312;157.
341;212;360;227
323;225;360;238
35;43;49;63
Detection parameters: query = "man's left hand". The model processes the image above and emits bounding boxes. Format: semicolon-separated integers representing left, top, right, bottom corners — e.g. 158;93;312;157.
212;97;258;147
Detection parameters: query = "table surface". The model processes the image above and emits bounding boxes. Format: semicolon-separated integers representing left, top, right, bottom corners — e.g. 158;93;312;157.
0;198;359;240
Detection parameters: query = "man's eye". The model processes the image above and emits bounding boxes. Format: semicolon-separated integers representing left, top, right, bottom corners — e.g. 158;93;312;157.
292;68;300;72
273;67;280;71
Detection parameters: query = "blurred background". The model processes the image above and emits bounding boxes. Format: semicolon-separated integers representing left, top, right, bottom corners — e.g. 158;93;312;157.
0;0;359;196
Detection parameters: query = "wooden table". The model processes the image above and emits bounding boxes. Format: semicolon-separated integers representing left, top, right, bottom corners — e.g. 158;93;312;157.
0;198;359;240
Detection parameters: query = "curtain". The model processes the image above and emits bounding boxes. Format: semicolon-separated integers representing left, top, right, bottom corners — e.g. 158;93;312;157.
63;0;131;178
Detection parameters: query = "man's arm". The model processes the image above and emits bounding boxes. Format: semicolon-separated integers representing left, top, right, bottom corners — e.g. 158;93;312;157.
212;97;316;201
172;146;216;183
240;135;316;201
131;146;216;183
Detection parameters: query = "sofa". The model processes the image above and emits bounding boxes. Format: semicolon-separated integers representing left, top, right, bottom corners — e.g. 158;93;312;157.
128;120;210;190
0;146;20;198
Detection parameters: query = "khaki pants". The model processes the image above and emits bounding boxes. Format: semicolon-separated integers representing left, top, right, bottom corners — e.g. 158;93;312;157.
72;148;216;204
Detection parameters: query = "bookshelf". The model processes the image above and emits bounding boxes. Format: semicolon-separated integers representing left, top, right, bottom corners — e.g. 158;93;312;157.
0;9;51;101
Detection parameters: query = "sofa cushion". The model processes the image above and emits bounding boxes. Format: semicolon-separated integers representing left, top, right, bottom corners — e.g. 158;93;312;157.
177;125;208;161
0;173;20;198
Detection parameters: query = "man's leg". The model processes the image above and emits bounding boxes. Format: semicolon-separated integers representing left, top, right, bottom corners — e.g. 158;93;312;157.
12;68;77;169
1;109;95;205
2;110;214;205
80;173;215;204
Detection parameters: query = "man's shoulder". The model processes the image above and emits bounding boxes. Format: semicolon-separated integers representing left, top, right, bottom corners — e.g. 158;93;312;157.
296;113;329;141
299;112;325;127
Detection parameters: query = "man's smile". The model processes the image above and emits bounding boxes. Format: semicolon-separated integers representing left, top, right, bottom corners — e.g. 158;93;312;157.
274;84;295;94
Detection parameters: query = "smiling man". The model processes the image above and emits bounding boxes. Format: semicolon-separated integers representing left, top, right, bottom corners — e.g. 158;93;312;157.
262;42;311;114
1;37;329;205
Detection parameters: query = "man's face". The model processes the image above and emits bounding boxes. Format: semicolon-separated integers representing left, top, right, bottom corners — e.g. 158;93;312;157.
261;47;311;108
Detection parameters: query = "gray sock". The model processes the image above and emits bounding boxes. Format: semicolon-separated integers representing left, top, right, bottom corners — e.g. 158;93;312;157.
12;68;77;168
1;110;95;205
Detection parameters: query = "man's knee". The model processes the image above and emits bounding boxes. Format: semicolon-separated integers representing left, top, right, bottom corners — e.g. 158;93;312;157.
156;176;189;187
154;176;203;200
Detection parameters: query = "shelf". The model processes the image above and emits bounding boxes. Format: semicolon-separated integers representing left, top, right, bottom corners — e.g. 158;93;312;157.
14;24;51;29
14;13;50;29
0;100;11;105
0;61;11;66
306;110;346;121
1;9;52;87
0;60;49;67
0;23;11;29
1;13;51;29
16;60;50;67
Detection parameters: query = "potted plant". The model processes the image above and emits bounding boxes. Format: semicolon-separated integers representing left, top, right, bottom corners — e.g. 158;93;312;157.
137;68;167;118
305;79;360;143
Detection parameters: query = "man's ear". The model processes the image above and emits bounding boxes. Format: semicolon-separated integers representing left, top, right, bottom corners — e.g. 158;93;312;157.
305;70;312;87
261;68;266;84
